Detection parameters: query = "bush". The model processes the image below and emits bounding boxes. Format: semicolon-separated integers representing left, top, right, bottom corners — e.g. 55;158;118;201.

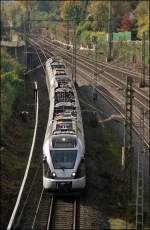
79;30;106;46
1;71;23;129
1;48;24;74
79;30;91;45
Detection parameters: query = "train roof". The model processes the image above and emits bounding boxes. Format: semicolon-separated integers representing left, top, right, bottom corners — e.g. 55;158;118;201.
52;119;76;135
45;56;82;139
54;101;75;108
46;56;63;64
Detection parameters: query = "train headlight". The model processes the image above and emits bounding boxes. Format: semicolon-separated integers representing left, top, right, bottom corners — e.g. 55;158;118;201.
52;172;56;178
72;172;76;177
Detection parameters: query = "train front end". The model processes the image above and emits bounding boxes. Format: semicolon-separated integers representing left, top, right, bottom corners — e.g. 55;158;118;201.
43;134;86;192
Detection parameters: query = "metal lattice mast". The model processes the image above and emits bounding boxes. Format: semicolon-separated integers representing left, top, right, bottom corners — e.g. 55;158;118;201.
24;1;30;71
73;20;77;83
66;20;69;48
124;76;134;196
136;108;144;230
140;32;146;87
94;39;98;83
92;36;98;101
107;1;113;62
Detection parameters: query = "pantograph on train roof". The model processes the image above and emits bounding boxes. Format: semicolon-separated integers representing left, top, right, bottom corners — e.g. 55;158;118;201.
52;119;76;135
48;56;65;69
55;82;72;90
43;56;85;191
55;90;75;104
48;56;64;64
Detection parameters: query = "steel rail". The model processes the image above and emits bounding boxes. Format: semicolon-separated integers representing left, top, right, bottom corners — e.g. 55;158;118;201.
29;39;149;128
73;199;77;230
34;48;46;73
34;39;149;119
31;188;44;229
72;55;149;110
77;68;150;148
30;39;149;220
26;63;45;74
76;61;149;132
7;82;39;230
46;196;54;230
52;46;150;145
27;46;79;230
28;46;53;230
47;198;77;230
50;38;149;81
11;43;50;230
38;37;150;82
14;163;42;228
29;38;149;147
72;52;149;103
29;39;147;111
31;37;149;105
50;37;150;133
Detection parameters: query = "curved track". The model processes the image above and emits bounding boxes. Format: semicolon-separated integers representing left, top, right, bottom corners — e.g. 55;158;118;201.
8;37;149;229
11;45;80;230
51;38;149;82
29;36;149;111
29;37;149;147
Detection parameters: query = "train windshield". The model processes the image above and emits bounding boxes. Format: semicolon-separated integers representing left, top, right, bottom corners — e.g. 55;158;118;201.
50;150;77;169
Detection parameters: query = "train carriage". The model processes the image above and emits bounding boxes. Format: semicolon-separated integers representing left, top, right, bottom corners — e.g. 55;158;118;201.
43;57;86;192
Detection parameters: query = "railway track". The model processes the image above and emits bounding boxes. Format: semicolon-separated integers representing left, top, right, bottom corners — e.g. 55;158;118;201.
29;37;149;146
51;38;150;82
9;41;148;230
10;46;80;230
31;190;52;229
24;46;79;230
30;34;149;83
50;197;77;230
34;36;149;83
30;36;149;111
31;190;78;230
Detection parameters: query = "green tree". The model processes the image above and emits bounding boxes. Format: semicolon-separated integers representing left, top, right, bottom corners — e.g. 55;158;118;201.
87;1;108;31
60;1;84;23
134;1;149;38
1;48;23;74
1;49;23;129
1;71;23;127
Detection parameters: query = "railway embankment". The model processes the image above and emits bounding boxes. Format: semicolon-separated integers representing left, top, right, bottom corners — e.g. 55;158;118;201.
77;84;135;229
0;80;35;228
1;50;140;229
0;61;49;228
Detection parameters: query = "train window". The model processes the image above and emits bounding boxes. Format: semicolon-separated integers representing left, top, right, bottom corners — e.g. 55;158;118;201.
50;150;77;169
52;136;77;148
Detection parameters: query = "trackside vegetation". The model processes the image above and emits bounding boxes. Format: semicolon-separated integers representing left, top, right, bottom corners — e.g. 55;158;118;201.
1;48;23;130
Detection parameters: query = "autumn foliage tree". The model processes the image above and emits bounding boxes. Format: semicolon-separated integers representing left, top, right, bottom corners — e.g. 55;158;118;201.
119;11;131;31
134;1;149;38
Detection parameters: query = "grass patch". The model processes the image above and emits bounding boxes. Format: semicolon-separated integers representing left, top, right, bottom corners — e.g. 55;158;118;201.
102;128;122;162
109;218;135;230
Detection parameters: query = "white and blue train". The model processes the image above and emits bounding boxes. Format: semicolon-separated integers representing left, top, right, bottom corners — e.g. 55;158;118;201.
43;57;86;192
